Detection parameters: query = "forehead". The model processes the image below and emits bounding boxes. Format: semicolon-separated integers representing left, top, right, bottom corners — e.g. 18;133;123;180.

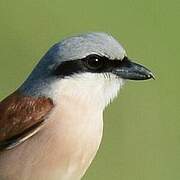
45;32;127;64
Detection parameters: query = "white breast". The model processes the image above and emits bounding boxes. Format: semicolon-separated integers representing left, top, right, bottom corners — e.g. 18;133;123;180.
0;94;103;180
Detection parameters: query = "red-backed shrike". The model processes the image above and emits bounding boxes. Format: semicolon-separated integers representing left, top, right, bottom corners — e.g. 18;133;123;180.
0;32;154;180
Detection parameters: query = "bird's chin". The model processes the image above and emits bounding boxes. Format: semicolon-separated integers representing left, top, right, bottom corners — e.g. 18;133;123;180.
101;74;125;108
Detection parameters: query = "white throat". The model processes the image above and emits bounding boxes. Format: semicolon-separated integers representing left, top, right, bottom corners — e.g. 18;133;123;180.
42;73;124;110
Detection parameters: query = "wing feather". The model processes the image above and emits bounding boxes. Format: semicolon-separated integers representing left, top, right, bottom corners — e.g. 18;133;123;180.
0;91;54;150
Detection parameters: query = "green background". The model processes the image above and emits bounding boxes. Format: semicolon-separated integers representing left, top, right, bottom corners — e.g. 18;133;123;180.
0;0;179;179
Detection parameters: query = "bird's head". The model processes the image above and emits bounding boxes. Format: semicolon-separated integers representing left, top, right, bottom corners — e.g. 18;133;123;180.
20;32;154;109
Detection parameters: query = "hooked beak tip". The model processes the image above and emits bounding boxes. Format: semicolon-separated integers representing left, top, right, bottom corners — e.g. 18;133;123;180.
148;72;155;80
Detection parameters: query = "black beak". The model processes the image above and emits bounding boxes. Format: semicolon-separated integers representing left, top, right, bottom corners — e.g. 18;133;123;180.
112;57;155;80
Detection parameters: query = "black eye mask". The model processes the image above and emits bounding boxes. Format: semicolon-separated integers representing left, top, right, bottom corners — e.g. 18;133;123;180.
53;54;128;77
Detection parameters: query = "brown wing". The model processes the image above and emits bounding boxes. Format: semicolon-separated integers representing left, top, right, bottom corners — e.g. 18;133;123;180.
0;91;54;150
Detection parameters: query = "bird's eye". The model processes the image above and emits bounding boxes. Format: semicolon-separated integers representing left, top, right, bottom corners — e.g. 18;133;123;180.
83;55;105;71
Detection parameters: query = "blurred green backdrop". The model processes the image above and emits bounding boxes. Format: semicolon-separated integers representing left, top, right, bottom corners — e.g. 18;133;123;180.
0;0;180;179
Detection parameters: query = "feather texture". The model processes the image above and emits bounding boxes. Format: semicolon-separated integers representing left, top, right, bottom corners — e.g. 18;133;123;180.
0;91;54;150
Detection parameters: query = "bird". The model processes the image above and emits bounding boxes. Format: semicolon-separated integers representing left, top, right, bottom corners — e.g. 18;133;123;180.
0;32;154;180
